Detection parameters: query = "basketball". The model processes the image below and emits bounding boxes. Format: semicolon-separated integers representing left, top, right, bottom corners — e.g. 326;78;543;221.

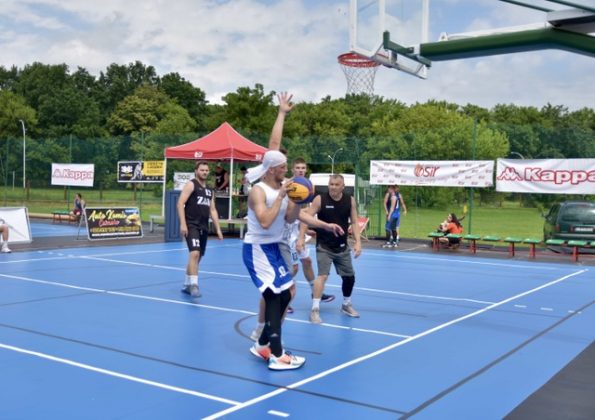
287;176;314;204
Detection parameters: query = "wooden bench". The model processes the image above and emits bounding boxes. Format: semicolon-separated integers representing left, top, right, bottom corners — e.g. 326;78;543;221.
567;240;589;262
463;234;481;254
428;232;444;250
219;218;248;239
52;210;75;224
149;214;164;233
503;236;523;257
545;238;593;262
523;238;542;259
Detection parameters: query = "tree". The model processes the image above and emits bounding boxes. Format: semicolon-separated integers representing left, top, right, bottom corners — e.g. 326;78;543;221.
37;86;105;138
217;84;276;138
0;91;37;138
97;61;159;118
160;72;208;129
13;62;70;110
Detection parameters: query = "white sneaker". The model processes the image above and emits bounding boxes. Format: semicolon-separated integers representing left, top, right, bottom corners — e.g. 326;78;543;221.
250;325;264;342
189;284;201;297
341;303;360;318
309;308;322;324
1;245;10;253
268;352;305;370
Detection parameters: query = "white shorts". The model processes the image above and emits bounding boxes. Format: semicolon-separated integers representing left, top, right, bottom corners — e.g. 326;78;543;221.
242;243;293;294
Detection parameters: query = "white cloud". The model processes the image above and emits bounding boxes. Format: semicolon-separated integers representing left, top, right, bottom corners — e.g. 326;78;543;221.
0;0;592;109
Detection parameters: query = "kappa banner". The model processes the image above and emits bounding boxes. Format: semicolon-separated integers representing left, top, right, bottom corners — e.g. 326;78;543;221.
118;160;165;183
85;207;143;240
51;163;94;187
496;159;595;194
370;160;494;187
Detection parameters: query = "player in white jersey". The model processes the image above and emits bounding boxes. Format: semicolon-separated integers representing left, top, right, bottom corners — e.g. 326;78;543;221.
243;149;343;371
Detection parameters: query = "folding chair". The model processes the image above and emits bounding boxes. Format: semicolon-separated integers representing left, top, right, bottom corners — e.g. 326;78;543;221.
349;216;369;241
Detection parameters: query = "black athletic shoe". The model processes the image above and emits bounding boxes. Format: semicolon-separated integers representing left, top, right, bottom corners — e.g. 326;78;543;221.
320;294;336;303
286;306;294;314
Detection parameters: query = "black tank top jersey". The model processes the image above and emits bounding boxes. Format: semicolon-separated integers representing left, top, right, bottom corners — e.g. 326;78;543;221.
215;169;227;190
315;192;351;252
184;179;213;230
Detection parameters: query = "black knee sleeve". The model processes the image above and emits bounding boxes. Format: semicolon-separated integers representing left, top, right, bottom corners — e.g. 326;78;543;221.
341;275;355;298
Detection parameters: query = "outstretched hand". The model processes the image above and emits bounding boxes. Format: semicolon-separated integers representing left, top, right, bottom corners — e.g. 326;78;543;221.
277;92;294;114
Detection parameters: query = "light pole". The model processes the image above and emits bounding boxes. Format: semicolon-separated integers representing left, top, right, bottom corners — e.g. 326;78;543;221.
328;148;343;174
19;120;26;189
510;151;525;159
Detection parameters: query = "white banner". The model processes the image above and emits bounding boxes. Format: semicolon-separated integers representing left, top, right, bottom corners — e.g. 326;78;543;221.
0;207;32;244
51;163;94;187
174;172;194;190
496;159;595;194
370;160;494;187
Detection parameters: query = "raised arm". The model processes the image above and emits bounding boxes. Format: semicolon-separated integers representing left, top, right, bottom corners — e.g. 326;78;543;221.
268;92;294;151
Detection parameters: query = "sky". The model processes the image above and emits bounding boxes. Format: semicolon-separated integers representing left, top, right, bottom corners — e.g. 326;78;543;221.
0;0;594;110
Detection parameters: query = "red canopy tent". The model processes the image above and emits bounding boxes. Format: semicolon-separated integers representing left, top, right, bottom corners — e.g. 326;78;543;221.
163;122;268;219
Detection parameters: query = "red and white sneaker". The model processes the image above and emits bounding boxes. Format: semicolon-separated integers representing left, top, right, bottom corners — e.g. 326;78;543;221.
249;342;271;361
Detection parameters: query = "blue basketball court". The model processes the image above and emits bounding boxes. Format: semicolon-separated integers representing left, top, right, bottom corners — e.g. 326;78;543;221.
0;230;593;419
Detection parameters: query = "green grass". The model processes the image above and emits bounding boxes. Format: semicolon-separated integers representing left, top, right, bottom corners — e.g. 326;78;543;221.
3;187;546;239
1;187;163;222
366;206;544;241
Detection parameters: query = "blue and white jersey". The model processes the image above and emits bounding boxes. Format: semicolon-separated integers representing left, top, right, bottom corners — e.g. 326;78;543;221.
244;181;288;245
242;243;293;293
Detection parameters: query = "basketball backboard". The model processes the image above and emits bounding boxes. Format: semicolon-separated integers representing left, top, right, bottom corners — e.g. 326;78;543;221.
350;0;430;78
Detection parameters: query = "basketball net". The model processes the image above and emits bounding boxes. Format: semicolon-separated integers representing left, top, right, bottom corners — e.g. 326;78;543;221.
338;52;380;96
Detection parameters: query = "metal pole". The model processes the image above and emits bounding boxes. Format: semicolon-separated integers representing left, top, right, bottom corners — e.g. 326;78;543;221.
328;147;343;175
19;120;26;189
468;119;477;234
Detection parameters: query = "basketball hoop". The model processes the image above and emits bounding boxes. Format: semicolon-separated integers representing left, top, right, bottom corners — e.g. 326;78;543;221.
338;52;381;96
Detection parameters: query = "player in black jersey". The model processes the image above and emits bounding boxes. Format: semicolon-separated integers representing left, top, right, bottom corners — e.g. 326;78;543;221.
304;174;362;324
177;160;223;297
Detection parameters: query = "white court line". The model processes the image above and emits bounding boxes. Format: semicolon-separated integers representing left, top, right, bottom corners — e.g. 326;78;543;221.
82;254;496;306
203;269;589;419
267;410;289;417
0;273;409;339
1;250;560;315
0;342;240;406
364;250;561;270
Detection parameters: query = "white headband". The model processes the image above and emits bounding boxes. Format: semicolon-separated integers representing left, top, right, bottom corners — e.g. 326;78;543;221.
246;150;287;183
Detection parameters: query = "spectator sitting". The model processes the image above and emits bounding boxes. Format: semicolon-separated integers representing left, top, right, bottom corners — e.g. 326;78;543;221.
70;193;86;221
438;213;464;248
0;218;11;253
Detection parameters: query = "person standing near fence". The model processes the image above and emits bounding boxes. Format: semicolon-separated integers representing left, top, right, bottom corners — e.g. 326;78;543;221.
178;160;223;297
383;185;407;248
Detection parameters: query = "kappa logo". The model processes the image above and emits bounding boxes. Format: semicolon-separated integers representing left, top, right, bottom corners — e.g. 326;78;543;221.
498;166;595;184
497;167;523;181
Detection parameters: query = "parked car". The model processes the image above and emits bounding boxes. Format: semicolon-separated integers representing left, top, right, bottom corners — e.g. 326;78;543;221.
543;201;595;242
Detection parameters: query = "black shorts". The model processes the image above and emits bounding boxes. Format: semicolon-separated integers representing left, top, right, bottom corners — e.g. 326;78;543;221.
185;226;209;256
